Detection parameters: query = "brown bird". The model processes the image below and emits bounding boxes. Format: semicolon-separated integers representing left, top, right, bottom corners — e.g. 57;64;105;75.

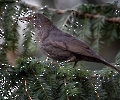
20;13;120;73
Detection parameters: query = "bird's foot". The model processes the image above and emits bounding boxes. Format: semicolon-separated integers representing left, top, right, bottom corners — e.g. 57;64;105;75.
66;56;76;63
65;56;78;68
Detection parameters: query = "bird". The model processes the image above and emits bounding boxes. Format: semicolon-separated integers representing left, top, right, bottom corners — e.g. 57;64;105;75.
20;13;120;73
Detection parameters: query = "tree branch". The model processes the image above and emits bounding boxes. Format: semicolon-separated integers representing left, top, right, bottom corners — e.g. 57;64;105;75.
24;79;33;100
23;2;120;24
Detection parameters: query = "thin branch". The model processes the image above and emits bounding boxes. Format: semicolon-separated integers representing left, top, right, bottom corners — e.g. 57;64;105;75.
23;2;120;23
75;11;120;23
24;79;33;100
90;81;100;100
64;78;69;100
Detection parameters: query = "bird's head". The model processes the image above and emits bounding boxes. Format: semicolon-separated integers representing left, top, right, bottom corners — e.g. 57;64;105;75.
19;13;51;26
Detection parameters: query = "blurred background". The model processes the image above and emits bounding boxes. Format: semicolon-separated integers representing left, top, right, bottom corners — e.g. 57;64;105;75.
22;0;120;9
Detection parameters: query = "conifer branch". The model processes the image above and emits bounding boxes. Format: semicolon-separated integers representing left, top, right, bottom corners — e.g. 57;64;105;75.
23;3;120;24
33;72;50;100
61;12;73;30
74;11;120;24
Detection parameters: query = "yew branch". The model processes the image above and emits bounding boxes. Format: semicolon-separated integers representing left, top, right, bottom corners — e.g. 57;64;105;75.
23;2;120;23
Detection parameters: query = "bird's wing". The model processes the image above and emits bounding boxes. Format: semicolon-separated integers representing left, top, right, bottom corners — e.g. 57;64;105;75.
49;31;97;58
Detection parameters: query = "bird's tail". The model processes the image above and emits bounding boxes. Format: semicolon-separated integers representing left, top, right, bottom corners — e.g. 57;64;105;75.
87;56;120;73
101;60;120;73
81;54;120;73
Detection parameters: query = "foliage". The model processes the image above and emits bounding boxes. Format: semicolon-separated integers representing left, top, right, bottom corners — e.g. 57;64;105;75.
0;0;120;100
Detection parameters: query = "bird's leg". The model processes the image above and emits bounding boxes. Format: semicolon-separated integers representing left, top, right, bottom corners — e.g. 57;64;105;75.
73;61;78;68
66;56;78;68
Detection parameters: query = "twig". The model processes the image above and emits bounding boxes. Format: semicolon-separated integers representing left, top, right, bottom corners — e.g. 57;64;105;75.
90;81;100;100
24;79;33;100
64;78;69;100
22;2;120;23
